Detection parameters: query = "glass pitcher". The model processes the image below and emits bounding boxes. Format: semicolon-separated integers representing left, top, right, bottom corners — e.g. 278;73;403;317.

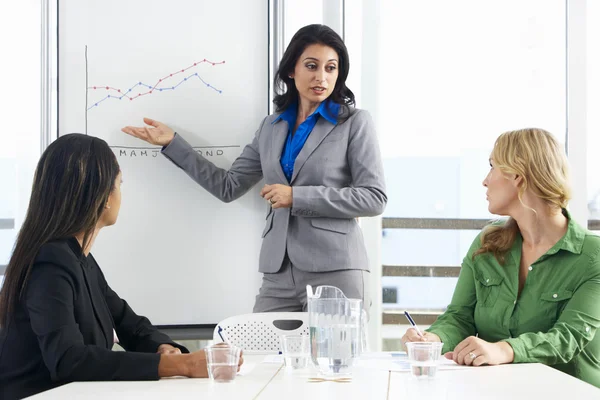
307;285;364;376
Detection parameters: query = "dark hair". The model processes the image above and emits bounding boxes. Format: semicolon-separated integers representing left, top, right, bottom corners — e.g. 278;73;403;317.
273;24;355;119
0;134;120;327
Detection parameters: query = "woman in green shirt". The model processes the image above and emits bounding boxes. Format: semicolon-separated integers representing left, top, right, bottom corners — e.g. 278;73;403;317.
401;128;600;387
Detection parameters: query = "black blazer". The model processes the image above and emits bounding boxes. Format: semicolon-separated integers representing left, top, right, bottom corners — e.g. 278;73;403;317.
0;238;188;399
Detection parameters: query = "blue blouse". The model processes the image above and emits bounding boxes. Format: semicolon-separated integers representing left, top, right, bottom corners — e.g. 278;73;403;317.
274;100;340;182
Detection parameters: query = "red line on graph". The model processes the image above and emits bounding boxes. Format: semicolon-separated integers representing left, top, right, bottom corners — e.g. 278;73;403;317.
88;59;225;100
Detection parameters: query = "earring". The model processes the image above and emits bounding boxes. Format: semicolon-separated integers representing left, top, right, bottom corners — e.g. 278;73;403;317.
106;205;111;209
288;75;293;79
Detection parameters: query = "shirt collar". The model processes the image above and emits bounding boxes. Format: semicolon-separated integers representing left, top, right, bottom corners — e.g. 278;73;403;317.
550;209;586;255
318;100;340;125
274;102;297;127
512;209;586;257
273;99;340;126
67;236;87;262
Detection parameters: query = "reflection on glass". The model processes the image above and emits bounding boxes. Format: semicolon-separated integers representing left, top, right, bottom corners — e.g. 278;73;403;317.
378;0;566;315
588;1;600;217
382;277;458;311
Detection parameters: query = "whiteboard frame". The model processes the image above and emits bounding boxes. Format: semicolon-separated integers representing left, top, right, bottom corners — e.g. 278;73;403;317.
41;0;57;148
44;0;277;335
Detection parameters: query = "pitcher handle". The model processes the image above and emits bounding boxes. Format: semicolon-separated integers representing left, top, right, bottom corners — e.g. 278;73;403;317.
360;309;369;354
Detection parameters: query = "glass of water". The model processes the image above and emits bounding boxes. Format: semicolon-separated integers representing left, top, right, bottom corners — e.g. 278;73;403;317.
280;334;310;369
204;344;241;382
406;342;444;379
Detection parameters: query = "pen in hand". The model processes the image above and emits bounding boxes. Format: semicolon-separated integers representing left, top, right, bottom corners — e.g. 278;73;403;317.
404;311;425;339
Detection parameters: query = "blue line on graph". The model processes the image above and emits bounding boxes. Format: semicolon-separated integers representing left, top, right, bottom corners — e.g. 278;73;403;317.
88;72;222;110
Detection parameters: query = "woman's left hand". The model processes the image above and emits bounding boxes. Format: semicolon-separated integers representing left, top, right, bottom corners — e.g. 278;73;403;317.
157;344;182;355
260;184;293;209
446;336;514;366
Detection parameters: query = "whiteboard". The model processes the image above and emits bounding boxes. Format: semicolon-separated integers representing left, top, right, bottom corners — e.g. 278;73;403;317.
58;0;268;325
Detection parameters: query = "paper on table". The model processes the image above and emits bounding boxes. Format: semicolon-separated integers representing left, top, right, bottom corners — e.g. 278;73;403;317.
237;362;257;376
360;352;407;360
390;357;472;372
355;353;471;372
262;355;284;364
355;352;407;367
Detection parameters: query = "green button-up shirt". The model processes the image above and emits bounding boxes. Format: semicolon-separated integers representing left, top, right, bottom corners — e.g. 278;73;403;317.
427;214;600;387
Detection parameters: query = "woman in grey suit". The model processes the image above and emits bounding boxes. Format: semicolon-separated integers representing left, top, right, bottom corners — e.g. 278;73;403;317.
122;24;387;313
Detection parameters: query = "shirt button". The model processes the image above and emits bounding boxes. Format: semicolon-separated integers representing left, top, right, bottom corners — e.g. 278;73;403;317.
553;293;558;299
528;266;533;271
586;326;590;332
513;300;517;305
486;278;489;283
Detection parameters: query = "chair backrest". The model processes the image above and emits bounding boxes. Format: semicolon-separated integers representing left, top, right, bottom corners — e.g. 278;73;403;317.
213;312;309;354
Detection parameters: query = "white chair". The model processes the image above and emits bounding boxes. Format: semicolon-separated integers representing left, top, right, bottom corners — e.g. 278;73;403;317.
213;312;309;354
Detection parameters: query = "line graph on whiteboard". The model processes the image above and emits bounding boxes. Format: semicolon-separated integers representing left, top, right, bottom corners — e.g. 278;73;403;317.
86;59;224;111
84;45;239;158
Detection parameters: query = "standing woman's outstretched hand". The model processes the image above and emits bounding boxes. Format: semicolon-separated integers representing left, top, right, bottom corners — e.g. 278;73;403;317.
122;117;175;147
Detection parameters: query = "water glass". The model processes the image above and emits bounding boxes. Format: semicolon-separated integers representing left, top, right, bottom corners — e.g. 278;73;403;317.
406;342;444;379
280;334;310;369
204;344;241;382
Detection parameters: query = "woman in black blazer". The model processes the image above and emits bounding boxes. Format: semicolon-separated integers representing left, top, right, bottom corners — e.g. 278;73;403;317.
0;134;240;399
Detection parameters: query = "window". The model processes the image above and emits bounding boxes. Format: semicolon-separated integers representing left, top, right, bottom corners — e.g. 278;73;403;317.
587;0;600;232
0;1;43;284
283;0;324;49
377;0;566;345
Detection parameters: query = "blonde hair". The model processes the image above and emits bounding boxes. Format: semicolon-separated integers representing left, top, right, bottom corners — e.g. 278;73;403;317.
473;128;571;264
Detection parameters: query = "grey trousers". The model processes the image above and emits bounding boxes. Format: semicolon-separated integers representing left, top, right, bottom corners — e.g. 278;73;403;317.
253;254;371;317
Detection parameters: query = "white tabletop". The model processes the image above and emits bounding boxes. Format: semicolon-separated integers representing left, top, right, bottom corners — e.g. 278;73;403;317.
29;354;600;399
28;356;280;400
388;363;599;399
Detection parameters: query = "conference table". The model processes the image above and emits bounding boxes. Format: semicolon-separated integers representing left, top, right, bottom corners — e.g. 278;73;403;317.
29;353;600;399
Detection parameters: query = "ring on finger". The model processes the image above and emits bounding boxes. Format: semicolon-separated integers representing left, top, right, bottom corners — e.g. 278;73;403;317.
269;198;275;204
469;352;477;360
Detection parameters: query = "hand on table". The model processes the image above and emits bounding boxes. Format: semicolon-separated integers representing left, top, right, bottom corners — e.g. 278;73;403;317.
445;336;514;366
157;344;182;355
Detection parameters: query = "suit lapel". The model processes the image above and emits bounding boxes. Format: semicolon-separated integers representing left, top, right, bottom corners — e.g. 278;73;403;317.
290;118;335;184
80;264;113;348
271;120;290;184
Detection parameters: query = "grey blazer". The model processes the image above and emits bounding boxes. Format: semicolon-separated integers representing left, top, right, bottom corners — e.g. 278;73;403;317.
162;108;387;273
